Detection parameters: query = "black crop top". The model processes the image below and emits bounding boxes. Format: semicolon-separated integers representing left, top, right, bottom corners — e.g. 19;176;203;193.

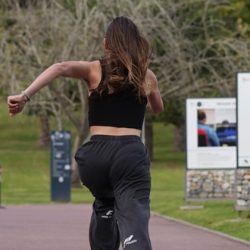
88;62;147;130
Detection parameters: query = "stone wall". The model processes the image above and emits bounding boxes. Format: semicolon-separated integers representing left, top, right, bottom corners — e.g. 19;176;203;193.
186;170;235;199
236;169;250;208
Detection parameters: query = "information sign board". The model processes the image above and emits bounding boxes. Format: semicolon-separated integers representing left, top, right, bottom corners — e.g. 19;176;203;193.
186;98;236;169
50;131;71;202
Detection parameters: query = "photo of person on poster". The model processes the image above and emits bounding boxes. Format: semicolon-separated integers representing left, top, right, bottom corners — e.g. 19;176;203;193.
197;109;220;147
197;109;237;147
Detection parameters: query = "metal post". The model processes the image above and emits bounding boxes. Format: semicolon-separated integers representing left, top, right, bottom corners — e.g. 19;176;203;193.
141;120;145;144
0;165;4;209
0;178;2;208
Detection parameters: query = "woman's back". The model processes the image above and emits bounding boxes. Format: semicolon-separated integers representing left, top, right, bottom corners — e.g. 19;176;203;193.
86;59;163;136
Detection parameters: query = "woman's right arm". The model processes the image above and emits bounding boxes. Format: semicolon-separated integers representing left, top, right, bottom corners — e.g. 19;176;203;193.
146;69;164;114
7;61;93;116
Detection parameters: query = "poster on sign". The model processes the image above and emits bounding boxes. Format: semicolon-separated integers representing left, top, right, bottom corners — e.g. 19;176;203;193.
237;72;250;168
186;98;236;169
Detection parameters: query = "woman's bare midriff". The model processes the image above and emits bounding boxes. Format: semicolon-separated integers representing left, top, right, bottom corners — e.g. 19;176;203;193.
90;126;141;136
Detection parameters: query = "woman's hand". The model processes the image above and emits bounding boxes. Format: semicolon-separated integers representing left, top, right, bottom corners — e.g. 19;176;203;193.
7;94;27;116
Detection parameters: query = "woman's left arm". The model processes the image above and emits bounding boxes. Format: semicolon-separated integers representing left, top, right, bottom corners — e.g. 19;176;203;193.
146;69;164;114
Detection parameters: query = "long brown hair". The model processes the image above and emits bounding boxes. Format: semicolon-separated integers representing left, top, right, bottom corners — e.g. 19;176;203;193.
97;16;150;97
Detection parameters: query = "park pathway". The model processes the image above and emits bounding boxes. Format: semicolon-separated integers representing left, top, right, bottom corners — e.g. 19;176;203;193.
0;204;249;250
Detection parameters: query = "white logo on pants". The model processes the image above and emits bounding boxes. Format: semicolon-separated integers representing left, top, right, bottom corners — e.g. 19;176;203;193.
101;210;113;219
124;235;137;248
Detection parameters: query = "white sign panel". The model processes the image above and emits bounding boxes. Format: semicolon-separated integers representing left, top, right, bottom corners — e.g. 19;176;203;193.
237;72;250;167
187;98;236;169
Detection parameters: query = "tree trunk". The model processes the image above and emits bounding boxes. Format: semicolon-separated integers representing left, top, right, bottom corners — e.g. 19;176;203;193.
38;114;50;148
174;122;186;151
71;81;89;187
71;115;89;187
145;112;153;161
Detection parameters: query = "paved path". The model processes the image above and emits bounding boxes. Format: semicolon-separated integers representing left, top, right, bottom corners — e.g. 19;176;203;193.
0;204;249;250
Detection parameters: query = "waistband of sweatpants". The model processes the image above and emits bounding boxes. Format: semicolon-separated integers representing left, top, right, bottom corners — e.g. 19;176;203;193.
90;134;142;142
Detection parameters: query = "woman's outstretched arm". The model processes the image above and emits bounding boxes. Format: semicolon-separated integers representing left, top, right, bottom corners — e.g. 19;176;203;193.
7;61;92;116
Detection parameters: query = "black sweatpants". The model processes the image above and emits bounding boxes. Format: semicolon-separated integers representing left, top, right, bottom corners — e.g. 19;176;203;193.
75;135;152;250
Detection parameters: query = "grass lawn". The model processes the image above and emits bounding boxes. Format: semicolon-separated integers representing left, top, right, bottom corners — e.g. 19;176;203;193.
151;123;250;241
0;98;250;241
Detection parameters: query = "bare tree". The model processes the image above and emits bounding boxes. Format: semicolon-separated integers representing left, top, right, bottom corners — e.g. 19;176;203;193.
1;0;107;183
148;0;250;99
135;0;250;150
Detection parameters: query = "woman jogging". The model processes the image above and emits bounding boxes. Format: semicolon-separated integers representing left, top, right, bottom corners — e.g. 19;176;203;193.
8;16;163;250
